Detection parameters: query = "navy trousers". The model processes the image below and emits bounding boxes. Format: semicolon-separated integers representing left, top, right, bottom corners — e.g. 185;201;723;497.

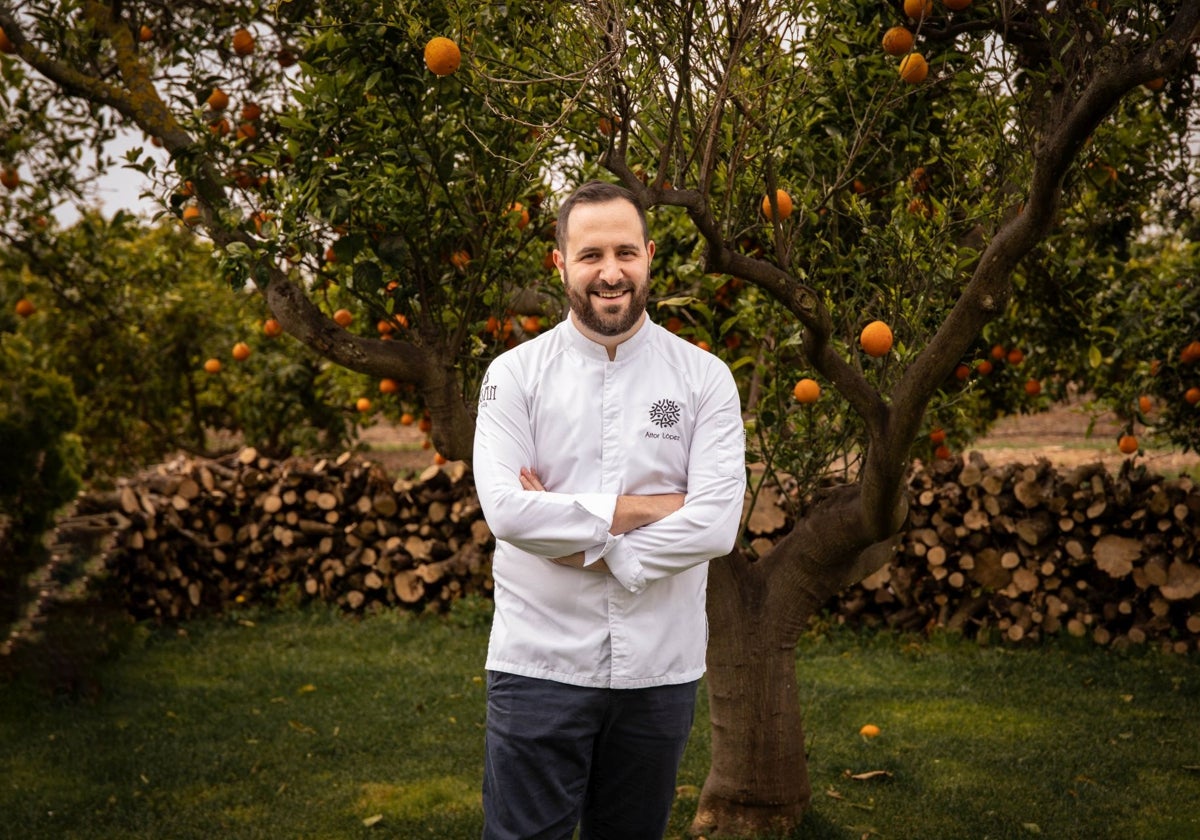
482;671;699;840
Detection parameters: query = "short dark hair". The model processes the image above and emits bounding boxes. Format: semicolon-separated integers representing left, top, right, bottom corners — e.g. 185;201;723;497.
555;180;649;252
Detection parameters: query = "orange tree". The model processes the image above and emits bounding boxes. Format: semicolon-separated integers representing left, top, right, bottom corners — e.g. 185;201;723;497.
3;0;1200;835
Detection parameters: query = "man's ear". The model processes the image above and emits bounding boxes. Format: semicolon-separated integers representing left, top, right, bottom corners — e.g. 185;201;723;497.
552;249;566;277
647;240;656;261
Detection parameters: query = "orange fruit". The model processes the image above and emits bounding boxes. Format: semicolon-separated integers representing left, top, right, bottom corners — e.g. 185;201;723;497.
761;189;794;222
379;378;399;394
1117;434;1138;455
138;25;154;42
377;319;395;335
899;53;929;84
355;397;372;413
944;0;972;9
909;166;931;193
209;117;231;136
665;316;683;333
882;26;914;56
1137;395;1153;415
1024;378;1042;396
906;197;933;217
954;363;970;381
236;122;257;141
231;341;252;361
792;378;821;403
231;28;255;56
424;36;462;76
975;360;993;376
241;102;262;122
522;315;541;334
934;444;952;460
929;427;946;446
418;415;433;433
0;167;19;190
263;318;284;338
206;87;229;111
696;340;712;352
1006;347;1025;365
1179;340;1200;364
509;202;530;230
333;308;353;327
0;27;14;54
449;250;471;270
14;298;35;317
1143;77;1165;91
990;343;1006;360
859;724;882;738
904;0;933;19
1186;387;1200;406
182;206;203;226
860;320;894;357
203;358;222;374
399;412;415;426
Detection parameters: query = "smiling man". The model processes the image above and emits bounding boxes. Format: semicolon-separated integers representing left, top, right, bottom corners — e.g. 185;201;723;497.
472;180;747;839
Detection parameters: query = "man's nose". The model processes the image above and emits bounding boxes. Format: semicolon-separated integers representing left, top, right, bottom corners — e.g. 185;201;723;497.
597;254;621;283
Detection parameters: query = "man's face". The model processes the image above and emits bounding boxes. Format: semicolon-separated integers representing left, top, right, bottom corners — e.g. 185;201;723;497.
554;199;655;341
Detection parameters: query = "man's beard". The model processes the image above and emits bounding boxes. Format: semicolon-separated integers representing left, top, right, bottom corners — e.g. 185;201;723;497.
563;268;650;337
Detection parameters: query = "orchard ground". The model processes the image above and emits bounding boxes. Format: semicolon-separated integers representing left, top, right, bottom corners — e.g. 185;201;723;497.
357;395;1200;480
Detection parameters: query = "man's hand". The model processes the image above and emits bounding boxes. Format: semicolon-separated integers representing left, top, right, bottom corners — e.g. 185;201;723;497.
519;468;611;574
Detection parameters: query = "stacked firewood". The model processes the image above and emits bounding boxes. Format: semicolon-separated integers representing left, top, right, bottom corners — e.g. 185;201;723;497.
61;448;493;621
53;447;1200;651
824;452;1200;651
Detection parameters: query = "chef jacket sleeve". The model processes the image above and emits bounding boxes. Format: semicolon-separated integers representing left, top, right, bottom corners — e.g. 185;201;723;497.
473;356;621;560
602;363;746;593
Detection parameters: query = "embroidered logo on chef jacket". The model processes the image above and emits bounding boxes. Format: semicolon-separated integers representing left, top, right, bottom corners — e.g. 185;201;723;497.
645;399;683;440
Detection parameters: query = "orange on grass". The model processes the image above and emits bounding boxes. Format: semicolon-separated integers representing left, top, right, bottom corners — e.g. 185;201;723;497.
182;206;203;226
231;341;252;361
1024;378;1042;396
929;427;946;446
203;358;222;374
860;320;894;357
859;724;882;738
899;53;929;84
14;298;35;318
792;378;821;404
904;0;933;20
206;87;230;111
0;167;19;190
333;308;353;327
882;26;914;56
355;397;372;413
1117;434;1139;455
424;36;462;76
231;28;255;56
379;378;399;394
761;189;794;222
263;318;283;337
1186;387;1200;406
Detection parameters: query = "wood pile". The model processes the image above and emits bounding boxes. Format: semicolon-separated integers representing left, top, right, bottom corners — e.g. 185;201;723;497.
822;452;1200;652
52;446;1200;652
61;448;493;621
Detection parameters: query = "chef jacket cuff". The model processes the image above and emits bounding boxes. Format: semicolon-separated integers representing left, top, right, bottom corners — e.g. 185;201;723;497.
600;538;646;594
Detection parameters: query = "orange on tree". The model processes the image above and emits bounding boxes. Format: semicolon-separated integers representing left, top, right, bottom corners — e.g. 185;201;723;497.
954;363;970;381
206;87;230;111
1137;395;1154;415
231;27;255;56
899;53;929;84
1024;378;1042;396
14;298;35;318
929;427;946;446
400;412;415;426
418;415;433;433
182;205;202;226
263;318;284;337
203;358;222;374
0;26;14;54
1007;347;1025;365
696;340;712;352
449;250;471;270
1117;434;1139;455
990;343;1006;360
1179;340;1200;364
138;25;154;42
379;378;399;394
0;167;19;190
792;378;821;404
231;341;252;361
433;452;448;466
355;397;372;413
424;36;462;76
1186;387;1200;406
333;308;354;327
509;202;531;230
882;26;914;56
522;315;541;334
934;444;952;460
904;0;933;20
209;117;231;136
975;360;993;375
241;102;262;122
761;189;793;222
860;320;894;357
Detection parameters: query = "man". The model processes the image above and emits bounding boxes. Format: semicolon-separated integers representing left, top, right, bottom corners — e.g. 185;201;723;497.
472;180;746;839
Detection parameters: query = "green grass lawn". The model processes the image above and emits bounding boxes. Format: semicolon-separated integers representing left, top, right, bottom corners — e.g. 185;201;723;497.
2;603;1199;839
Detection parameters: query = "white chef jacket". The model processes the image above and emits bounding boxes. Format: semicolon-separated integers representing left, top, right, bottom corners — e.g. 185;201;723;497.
473;315;746;689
